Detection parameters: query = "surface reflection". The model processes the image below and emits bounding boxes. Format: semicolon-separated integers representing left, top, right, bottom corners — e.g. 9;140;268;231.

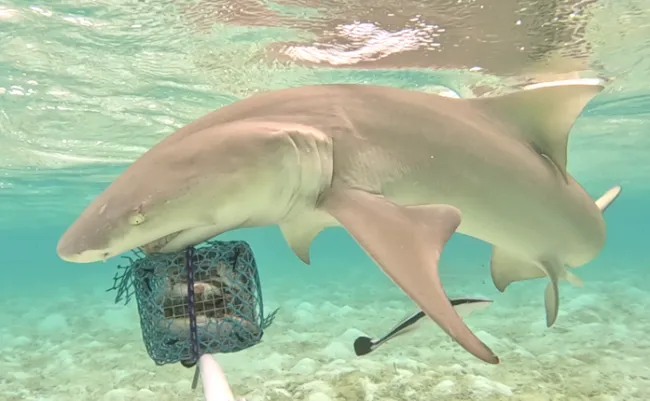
179;0;597;77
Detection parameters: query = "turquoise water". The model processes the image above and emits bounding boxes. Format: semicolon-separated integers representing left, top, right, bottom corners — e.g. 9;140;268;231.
2;1;650;400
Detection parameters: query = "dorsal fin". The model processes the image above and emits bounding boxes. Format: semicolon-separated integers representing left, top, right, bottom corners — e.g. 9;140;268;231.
472;79;605;182
595;185;622;212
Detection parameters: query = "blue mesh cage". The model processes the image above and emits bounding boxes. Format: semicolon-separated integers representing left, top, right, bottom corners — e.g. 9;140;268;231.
109;240;277;367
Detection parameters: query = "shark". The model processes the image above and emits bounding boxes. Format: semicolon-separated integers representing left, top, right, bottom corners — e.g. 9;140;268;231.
56;79;621;364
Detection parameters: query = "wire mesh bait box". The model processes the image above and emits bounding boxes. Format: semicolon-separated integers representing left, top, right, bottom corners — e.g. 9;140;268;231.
109;240;277;367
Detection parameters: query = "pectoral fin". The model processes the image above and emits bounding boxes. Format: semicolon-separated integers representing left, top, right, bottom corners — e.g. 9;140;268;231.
280;219;325;264
491;247;580;327
352;298;492;357
490;247;546;291
322;188;498;364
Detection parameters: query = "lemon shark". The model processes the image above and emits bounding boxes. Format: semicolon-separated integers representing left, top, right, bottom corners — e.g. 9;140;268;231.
56;79;620;364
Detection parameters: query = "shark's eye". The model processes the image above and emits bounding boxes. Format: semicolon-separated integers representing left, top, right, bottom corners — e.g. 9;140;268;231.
128;212;146;226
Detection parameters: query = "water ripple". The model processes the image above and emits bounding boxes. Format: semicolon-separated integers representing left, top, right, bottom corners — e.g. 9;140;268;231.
0;0;649;225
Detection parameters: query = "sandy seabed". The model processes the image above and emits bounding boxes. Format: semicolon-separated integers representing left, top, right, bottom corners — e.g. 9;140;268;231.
1;270;649;401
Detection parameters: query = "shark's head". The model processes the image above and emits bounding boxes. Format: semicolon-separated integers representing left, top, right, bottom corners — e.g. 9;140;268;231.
56;120;330;263
56;170;201;263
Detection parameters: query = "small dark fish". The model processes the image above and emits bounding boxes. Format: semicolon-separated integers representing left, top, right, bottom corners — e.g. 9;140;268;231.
353;297;493;356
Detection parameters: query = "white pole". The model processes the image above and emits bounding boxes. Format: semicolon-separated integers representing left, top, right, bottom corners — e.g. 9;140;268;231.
198;354;237;401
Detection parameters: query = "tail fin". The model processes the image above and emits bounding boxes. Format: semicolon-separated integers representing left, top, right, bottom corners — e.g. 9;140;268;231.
595;185;622;212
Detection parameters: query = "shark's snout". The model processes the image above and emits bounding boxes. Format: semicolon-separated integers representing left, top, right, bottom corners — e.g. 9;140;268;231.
56;226;111;263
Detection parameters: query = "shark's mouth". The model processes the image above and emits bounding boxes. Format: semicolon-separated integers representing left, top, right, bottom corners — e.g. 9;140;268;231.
139;231;182;254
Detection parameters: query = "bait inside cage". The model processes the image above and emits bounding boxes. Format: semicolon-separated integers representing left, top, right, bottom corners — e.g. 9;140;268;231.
109;240;277;367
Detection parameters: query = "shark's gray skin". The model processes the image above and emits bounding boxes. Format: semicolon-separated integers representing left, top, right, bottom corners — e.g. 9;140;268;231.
56;80;620;364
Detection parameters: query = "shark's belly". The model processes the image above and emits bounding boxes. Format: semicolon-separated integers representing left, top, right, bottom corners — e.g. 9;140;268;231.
372;154;604;266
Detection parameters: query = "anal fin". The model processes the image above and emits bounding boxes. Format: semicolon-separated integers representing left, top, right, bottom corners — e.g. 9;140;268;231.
541;260;562;327
322;188;498;364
